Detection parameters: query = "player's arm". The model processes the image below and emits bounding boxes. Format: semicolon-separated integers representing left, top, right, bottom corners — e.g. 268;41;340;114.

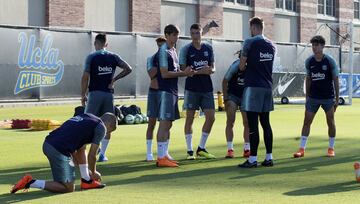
87;143;99;177
222;78;229;102
88;123;106;180
146;57;157;79
71;145;87;166
305;76;311;98
81;55;92;106
330;56;340;111
112;56;133;83
239;40;250;71
159;46;195;78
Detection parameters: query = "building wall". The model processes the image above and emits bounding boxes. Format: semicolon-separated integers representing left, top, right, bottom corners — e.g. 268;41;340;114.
223;8;251;40
0;0;45;26
273;14;298;43
84;0;129;32
161;1;196;36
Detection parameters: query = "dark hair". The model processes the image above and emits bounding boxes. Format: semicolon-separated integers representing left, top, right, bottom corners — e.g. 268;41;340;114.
156;36;167;43
164;24;180;36
249;16;264;30
190;23;202;30
310;35;326;45
95;33;107;44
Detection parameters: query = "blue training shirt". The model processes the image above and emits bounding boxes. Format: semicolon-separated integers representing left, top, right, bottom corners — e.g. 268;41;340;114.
45;113;106;157
157;43;180;95
305;54;339;99
224;59;245;98
242;35;276;88
179;42;214;92
84;49;127;93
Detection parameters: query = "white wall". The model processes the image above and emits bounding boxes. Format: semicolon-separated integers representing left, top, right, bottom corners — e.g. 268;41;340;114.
0;0;45;26
273;14;298;43
85;0;129;32
161;1;196;36
223;8;251;40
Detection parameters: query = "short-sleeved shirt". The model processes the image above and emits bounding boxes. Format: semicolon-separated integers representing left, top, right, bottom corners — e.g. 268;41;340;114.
84;49;128;93
224;59;245;98
179;43;214;92
305;54;339;99
45;113;106;157
242;35;276;88
147;52;159;80
157;43;180;95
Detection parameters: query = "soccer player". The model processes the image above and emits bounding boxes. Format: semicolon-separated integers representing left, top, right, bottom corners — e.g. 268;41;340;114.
222;50;250;159
293;35;339;158
156;24;195;167
11;113;117;194
145;36;167;161
81;33;132;162
238;17;276;168
179;23;216;160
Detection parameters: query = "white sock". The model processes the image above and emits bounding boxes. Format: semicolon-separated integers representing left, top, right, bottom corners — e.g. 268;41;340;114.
30;180;45;189
185;134;193;151
146;139;153;155
199;132;209;149
165;140;173;159
79;164;91;181
244;143;250;151
157;142;167;159
227;141;233;150
329;137;335;149
300;136;308;149
266;153;273;161
100;139;110;156
249;156;257;163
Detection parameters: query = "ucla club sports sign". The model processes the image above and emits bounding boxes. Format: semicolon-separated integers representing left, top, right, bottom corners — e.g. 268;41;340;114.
14;32;64;94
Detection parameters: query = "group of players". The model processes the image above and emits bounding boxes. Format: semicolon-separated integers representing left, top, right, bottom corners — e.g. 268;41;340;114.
10;16;341;194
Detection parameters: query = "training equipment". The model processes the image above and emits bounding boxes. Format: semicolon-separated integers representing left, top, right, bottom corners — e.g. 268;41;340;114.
141;114;148;123
31;119;62;131
10;174;33;194
11;119;31;129
125;114;135;124
354;162;360;182
134;114;143;124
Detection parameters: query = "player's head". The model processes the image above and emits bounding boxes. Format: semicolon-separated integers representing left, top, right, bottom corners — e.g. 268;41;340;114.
100;112;117;133
249;17;264;36
310;35;325;55
190;23;202;41
164;24;180;45
94;33;107;50
156;36;167;48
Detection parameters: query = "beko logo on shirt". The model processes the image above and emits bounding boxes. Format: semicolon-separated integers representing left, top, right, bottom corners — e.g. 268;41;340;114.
259;52;273;62
194;60;208;67
311;72;326;81
98;66;113;75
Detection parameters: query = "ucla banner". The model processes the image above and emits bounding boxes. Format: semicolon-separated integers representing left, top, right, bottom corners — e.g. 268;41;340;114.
14;32;64;94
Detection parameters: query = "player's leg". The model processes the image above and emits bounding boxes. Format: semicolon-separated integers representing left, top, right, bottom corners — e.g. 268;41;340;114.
98;92;115;162
196;92;216;159
240;111;250;157
225;100;237;158
324;100;336;157
146;89;159;161
183;90;198;159
259;112;273;166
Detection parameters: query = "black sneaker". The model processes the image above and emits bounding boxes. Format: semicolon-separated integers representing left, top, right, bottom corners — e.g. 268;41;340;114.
186;151;195;160
238;160;257;168
261;159;274;167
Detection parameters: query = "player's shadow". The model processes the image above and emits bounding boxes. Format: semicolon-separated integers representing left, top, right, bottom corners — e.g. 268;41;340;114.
0;190;56;204
284;181;360;196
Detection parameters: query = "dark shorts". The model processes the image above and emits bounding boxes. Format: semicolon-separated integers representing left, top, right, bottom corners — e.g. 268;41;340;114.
242;87;274;113
158;91;180;121
306;97;335;113
183;90;215;110
85;91;114;117
228;94;244;111
147;88;160;118
43;142;75;183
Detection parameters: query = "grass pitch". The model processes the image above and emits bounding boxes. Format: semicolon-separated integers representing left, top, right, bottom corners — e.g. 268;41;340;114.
0;99;360;204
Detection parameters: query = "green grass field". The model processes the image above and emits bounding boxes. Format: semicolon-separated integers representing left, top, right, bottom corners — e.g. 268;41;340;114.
0;99;360;204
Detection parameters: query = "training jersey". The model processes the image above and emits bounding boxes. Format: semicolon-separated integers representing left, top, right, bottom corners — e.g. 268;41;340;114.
84;49;128;93
305;54;339;99
179;42;214;92
45;113;106;157
242;35;276;89
147;52;159;81
157;43;180;95
224;59;245;98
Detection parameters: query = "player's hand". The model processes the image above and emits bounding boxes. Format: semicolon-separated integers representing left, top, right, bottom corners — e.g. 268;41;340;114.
108;79;115;90
203;66;213;75
81;96;87;107
334;99;339;112
90;170;102;181
184;66;195;77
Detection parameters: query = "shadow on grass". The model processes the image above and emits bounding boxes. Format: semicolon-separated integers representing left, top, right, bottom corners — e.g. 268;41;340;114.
284;181;360;196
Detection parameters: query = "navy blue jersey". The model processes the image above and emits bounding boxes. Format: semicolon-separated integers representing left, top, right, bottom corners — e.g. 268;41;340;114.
84;49;127;93
242;35;276;88
179;43;214;92
45;113;106;157
157;43;180;95
305;54;339;99
147;52;159;80
224;59;245;98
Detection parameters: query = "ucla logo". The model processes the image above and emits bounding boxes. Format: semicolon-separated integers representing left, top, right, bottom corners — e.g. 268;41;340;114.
14;32;64;94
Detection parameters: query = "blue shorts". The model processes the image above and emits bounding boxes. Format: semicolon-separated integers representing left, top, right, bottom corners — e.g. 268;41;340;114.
306;97;335;113
43;142;75;183
158;91;180;121
228;94;244;111
183;90;215;110
85;91;114;117
242;87;274;113
147;88;160;118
